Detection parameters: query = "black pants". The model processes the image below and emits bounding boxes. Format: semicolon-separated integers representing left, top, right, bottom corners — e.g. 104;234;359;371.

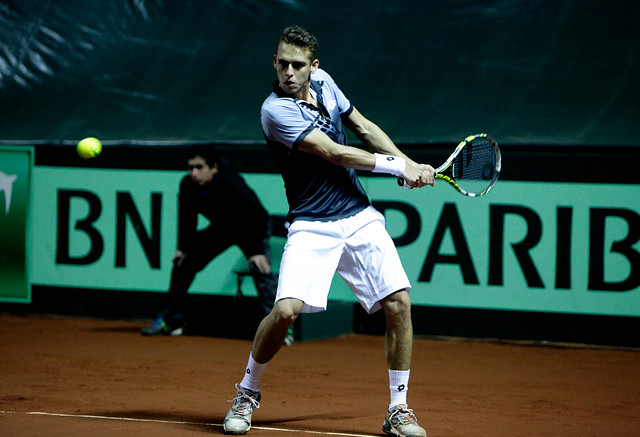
160;231;277;325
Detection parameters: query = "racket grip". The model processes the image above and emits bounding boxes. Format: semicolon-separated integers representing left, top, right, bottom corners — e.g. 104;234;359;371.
397;177;412;189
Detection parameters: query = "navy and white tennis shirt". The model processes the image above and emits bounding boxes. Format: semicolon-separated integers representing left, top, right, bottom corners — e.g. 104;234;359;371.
261;68;370;223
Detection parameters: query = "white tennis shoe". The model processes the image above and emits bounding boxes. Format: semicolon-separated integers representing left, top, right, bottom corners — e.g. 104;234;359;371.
223;384;261;435
382;404;427;437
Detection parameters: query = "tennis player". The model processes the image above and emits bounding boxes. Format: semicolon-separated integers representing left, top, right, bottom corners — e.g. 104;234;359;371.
223;25;434;437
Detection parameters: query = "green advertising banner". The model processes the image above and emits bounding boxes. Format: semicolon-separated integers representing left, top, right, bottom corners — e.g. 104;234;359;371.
31;166;640;317
0;147;33;303
362;178;640;317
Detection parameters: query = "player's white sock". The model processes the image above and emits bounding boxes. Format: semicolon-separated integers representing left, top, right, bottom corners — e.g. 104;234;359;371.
388;369;410;409
240;353;268;392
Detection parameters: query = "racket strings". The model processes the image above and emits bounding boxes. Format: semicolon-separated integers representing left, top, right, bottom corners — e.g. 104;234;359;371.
452;139;498;180
450;138;499;195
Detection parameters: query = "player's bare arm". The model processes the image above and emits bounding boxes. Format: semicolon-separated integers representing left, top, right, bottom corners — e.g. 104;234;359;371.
299;128;374;169
343;107;411;160
343;107;435;186
299;128;433;188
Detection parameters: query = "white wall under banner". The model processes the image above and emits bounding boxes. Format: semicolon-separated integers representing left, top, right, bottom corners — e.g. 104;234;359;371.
30;166;640;317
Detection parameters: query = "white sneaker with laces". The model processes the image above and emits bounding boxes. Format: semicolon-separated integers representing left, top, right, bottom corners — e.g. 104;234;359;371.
382;404;427;437
223;384;261;435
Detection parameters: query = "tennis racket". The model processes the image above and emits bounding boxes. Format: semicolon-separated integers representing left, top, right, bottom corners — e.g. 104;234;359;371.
398;133;501;197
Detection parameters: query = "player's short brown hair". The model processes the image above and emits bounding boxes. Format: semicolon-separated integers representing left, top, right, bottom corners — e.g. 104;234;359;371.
279;25;318;60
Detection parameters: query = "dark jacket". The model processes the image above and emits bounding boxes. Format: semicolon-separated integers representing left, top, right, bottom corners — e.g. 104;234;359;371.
176;159;270;257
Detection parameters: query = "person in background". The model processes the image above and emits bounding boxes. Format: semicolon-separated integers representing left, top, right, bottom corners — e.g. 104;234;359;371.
142;145;293;346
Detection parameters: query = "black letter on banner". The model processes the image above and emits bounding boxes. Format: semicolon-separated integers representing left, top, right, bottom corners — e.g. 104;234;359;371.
419;203;479;284
556;207;573;289
588;208;640;292
489;205;544;288
56;190;104;265
371;201;420;247
115;192;162;269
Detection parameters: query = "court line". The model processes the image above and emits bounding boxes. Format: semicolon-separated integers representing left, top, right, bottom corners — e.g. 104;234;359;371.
0;411;378;437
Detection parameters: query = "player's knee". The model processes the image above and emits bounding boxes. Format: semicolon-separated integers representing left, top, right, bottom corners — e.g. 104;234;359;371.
381;289;412;318
272;299;301;326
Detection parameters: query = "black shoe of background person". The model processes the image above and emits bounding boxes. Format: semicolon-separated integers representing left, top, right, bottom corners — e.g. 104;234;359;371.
141;316;184;336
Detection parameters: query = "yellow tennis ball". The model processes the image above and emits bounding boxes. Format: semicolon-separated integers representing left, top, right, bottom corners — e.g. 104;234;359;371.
77;137;102;159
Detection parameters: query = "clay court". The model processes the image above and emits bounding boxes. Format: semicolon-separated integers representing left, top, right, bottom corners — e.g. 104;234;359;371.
1;314;639;437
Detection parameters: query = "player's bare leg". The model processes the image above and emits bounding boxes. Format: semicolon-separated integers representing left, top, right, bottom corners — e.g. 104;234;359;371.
380;290;427;437
380;290;413;370
252;298;303;363
224;298;302;435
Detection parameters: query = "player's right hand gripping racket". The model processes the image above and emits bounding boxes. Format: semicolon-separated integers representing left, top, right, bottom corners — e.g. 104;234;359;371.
398;133;501;197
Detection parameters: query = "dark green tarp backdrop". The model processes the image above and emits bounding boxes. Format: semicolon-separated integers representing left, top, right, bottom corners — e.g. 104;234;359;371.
1;0;638;146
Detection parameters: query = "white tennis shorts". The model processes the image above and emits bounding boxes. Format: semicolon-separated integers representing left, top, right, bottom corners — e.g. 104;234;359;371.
275;206;411;314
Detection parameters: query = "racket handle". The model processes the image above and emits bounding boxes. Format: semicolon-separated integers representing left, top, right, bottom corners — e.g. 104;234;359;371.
397;177;412;189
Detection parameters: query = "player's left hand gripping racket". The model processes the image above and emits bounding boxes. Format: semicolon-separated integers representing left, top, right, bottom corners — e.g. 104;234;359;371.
398;133;501;197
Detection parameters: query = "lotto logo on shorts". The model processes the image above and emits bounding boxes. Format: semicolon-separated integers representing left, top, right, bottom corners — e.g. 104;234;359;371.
386;157;395;162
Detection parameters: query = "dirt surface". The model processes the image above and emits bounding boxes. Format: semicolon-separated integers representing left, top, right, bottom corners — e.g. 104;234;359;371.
1;314;639;437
